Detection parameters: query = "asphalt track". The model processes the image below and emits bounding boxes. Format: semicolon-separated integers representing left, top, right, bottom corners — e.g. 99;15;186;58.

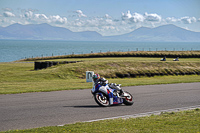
0;82;200;131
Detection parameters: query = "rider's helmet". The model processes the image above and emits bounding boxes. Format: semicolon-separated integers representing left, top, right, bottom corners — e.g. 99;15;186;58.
92;74;100;82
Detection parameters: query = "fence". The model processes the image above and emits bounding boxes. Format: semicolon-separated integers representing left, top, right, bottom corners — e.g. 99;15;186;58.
22;47;199;60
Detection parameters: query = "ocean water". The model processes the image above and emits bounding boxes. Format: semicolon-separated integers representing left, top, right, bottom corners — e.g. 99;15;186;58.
0;40;200;62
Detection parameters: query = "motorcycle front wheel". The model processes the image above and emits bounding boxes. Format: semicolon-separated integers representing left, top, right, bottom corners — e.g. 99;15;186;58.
94;92;110;107
123;91;134;106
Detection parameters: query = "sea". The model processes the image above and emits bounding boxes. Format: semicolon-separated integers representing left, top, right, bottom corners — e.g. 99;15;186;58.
0;40;200;62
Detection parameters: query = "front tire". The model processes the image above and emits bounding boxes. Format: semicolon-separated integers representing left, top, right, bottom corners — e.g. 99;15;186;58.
123;91;134;106
94;92;110;107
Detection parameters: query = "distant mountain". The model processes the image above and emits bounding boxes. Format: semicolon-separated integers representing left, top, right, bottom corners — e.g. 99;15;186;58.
0;23;103;41
0;23;200;42
105;24;200;42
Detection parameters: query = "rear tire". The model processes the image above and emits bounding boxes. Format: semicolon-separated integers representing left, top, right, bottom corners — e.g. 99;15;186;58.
123;91;134;106
94;92;110;107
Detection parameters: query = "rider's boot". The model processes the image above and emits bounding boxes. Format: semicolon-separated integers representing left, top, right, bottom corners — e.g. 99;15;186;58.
119;90;125;97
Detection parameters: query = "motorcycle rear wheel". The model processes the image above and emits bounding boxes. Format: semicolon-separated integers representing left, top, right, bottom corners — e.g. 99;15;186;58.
94;92;110;107
123;91;134;105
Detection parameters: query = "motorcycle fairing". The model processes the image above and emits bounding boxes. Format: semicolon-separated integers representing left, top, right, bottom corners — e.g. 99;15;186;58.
99;85;109;95
108;89;123;105
92;84;123;105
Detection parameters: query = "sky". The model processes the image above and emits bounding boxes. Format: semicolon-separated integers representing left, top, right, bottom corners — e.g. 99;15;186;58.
0;0;200;36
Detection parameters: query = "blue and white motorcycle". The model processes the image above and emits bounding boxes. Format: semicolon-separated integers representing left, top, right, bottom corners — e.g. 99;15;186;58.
91;83;134;107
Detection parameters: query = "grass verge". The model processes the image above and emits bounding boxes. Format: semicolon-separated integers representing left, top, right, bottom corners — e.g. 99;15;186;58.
1;75;200;94
2;109;200;133
0;57;200;94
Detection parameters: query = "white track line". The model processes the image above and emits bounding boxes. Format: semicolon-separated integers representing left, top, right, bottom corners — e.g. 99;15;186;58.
84;105;200;122
57;105;200;126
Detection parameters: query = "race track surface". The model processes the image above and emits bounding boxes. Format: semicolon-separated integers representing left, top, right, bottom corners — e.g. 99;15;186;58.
0;82;200;131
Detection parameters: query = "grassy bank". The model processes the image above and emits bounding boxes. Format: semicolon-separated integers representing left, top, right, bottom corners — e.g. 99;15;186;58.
3;109;200;133
20;51;200;61
0;57;200;94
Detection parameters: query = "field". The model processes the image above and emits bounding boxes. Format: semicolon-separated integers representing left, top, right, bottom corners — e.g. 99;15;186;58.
1;52;200;132
0;56;200;94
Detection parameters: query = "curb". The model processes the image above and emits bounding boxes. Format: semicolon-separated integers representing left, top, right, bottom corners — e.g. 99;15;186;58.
57;105;200;126
83;105;200;123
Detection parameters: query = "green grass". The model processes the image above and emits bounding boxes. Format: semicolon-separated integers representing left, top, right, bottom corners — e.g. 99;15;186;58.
0;57;200;94
21;51;200;61
1;55;200;132
3;109;200;133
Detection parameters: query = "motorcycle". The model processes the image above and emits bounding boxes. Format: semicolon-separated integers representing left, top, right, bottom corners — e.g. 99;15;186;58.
91;83;134;107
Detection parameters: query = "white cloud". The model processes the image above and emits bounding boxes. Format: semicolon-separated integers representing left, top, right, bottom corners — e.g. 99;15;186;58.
121;10;132;20
165;16;198;25
24;11;33;18
70;19;84;27
19;11;67;25
65;10;199;35
2;8;13;11
49;15;67;24
76;10;87;17
180;16;196;24
121;11;161;23
130;13;144;23
144;12;161;22
165;17;178;23
0;18;16;25
0;8;199;36
102;26;116;30
34;14;48;20
70;16;116;28
105;14;111;19
105;19;114;25
3;11;15;17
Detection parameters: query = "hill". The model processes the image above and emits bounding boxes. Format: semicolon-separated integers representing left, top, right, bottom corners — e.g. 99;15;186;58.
0;23;200;42
0;23;103;41
105;24;200;42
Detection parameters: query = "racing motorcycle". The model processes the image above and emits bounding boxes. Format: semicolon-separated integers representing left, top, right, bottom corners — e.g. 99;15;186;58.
91;83;134;107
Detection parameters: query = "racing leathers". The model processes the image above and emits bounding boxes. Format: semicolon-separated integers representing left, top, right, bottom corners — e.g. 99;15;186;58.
91;77;123;95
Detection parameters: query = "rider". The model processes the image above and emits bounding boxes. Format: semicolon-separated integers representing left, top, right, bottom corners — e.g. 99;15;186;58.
93;74;107;86
92;74;124;96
